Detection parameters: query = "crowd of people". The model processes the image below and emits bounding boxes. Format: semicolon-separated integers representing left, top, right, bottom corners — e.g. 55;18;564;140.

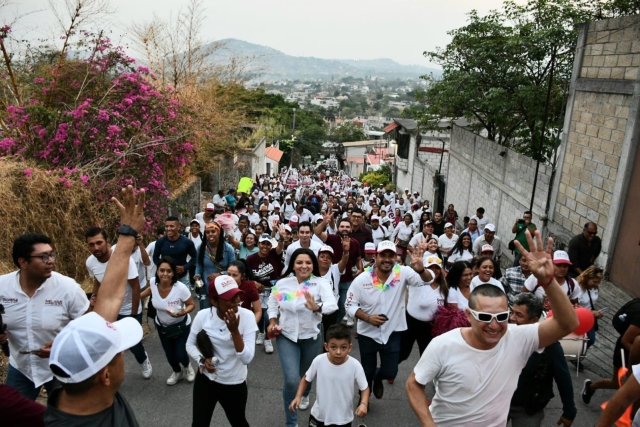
0;168;637;427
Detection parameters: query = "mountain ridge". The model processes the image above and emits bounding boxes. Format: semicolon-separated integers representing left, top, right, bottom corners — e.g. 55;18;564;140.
208;38;441;80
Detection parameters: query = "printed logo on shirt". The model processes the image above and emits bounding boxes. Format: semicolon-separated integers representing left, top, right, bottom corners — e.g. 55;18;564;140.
45;299;63;306
362;282;375;290
168;300;182;307
2;297;18;305
437;298;445;306
253;263;275;281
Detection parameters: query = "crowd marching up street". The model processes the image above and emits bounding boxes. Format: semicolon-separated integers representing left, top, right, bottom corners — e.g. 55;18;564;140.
2;166;640;427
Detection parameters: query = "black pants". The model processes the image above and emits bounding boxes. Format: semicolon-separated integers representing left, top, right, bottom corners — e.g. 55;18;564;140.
192;373;249;427
321;311;339;352
309;414;352;427
399;312;433;363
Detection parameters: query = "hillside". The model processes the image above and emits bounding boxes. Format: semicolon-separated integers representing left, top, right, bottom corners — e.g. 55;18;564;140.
208;38;441;80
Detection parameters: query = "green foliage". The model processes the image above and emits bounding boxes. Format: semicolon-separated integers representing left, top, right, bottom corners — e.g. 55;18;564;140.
359;164;393;187
415;0;632;161
328;121;367;143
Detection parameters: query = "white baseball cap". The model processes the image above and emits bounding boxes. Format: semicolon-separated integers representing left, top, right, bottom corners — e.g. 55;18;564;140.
258;234;273;244
377;240;397;253
424;255;443;269
209;274;245;300
319;245;334;255
49;312;143;384
371;215;380;221
364;242;376;253
444;222;454;228
313;213;323;223
553;250;572;265
289;215;300;226
481;244;495;253
206;203;215;211
484;223;496;232
285;195;292;200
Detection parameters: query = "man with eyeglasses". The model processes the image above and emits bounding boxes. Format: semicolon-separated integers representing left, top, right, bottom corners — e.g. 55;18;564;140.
346;207;373;255
0;233;89;400
567;222;602;278
406;230;579;427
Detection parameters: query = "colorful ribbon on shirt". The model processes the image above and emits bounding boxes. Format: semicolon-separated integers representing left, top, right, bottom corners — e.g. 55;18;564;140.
272;276;312;301
367;264;401;291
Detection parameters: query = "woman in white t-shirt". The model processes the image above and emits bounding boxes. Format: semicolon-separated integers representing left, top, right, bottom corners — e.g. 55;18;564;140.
577;265;605;348
267;248;338;427
447;260;473;310
140;257;196;386
446;232;474;267
470;257;505;292
186;275;258;427
400;255;456;362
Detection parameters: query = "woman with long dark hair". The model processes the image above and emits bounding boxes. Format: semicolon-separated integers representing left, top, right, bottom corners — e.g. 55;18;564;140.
140;256;196;385
194;222;236;309
446;232;473;267
470;256;505;292
447;261;473;310
267;248;337;427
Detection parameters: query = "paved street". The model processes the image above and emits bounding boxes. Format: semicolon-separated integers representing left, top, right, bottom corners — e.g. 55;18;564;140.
120;299;621;427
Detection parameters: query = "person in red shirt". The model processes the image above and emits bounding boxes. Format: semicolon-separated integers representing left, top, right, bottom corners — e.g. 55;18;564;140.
227;260;262;324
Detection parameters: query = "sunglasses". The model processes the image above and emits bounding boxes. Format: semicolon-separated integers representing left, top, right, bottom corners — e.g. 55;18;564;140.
468;308;510;323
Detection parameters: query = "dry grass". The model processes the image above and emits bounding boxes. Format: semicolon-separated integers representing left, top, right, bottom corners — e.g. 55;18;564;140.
0;160;117;284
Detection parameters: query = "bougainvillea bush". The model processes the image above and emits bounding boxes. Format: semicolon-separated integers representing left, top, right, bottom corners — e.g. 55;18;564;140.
0;30;196;229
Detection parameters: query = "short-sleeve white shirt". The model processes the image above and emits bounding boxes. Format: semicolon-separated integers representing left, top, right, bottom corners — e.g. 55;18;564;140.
413;324;540;427
86;253;141;316
407;284;456;322
150;279;192;326
0;271;89;387
523;275;583;301
438;233;459;251
470;276;505;293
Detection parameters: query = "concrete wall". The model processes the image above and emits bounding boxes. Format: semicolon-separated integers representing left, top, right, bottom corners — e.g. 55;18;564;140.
169;176;201;225
550;15;640;269
447;126;553;262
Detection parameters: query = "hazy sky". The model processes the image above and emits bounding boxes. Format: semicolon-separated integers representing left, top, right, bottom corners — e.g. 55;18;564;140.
7;0;521;67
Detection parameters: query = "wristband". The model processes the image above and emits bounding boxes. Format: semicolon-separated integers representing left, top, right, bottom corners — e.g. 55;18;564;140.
539;277;554;288
416;268;426;275
359;402;369;407
366;314;370;324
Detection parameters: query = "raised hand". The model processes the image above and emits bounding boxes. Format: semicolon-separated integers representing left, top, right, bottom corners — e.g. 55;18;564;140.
514;230;554;283
112;185;146;233
410;247;425;271
341;234;351;252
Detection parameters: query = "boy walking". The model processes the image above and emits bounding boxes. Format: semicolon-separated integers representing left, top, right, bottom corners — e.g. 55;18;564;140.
290;324;369;426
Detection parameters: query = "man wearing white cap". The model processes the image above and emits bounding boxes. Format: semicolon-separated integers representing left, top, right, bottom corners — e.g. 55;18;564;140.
473;223;502;262
45;185;147;425
282;195;297;223
195;203;216;230
438;223;458;257
345;241;434;401
370;215;388;246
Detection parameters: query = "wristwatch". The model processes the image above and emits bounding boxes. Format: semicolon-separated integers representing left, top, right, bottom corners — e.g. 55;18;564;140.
314;303;323;313
117;225;138;239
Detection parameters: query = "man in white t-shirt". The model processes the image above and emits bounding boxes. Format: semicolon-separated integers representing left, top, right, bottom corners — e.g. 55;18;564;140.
284;221;323;270
406;231;579;427
370;216;388;246
84;227;152;379
438;222;458;256
0;233;89;400
521;250;582;306
471;207;490;231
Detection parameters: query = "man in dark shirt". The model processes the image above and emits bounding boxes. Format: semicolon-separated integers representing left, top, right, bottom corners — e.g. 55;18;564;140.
44;185;146;427
567;222;602;278
314;215;363;326
348;207;373;254
152;216;197;287
509;293;576;426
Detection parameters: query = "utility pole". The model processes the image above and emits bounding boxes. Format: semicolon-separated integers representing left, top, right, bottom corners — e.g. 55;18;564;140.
290;108;296;168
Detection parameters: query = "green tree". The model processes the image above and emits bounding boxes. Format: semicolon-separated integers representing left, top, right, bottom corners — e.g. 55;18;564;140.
328;120;367;143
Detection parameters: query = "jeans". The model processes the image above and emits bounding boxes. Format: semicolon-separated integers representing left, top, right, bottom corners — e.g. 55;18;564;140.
587;325;597;349
257;308;268;333
6;364;55;401
358;331;402;389
309;413;352;427
192;373;249;427
196;284;211;310
157;322;191;373
178;274;190;289
117;313;148;364
337;281;352;322
399;312;433;362
513;252;522;267
276;333;322;427
508;405;545;427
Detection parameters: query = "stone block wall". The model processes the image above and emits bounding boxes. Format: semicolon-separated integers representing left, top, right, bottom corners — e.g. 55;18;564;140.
168;176;201;226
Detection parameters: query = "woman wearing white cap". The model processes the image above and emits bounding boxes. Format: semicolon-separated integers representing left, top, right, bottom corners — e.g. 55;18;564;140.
317;241;350;343
400;255;457;363
521;250;582;308
267;248;338;427
140;256;196;385
186;275;258;427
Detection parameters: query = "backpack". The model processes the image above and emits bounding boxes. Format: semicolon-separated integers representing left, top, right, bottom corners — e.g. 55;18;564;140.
612;298;640;335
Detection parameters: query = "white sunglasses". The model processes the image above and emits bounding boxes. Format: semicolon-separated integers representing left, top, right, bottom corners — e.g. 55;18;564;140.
468;308;510;323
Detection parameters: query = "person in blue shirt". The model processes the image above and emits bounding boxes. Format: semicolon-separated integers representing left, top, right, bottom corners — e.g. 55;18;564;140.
153;216;197;288
194;221;236;309
225;189;237;213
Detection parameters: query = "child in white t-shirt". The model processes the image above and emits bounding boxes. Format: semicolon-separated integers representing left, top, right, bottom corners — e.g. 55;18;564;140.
289;324;370;427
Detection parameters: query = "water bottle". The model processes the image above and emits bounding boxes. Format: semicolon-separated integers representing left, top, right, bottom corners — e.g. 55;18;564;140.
619;313;628;323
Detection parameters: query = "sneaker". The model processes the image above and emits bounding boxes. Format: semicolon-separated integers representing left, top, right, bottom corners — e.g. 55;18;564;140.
184;364;195;382
166;370;184;386
299;395;310;411
346;316;355;327
582;379;594;404
342;316;349;325
264;339;274;354
256;332;265;345
141;354;152;379
373;378;384;399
